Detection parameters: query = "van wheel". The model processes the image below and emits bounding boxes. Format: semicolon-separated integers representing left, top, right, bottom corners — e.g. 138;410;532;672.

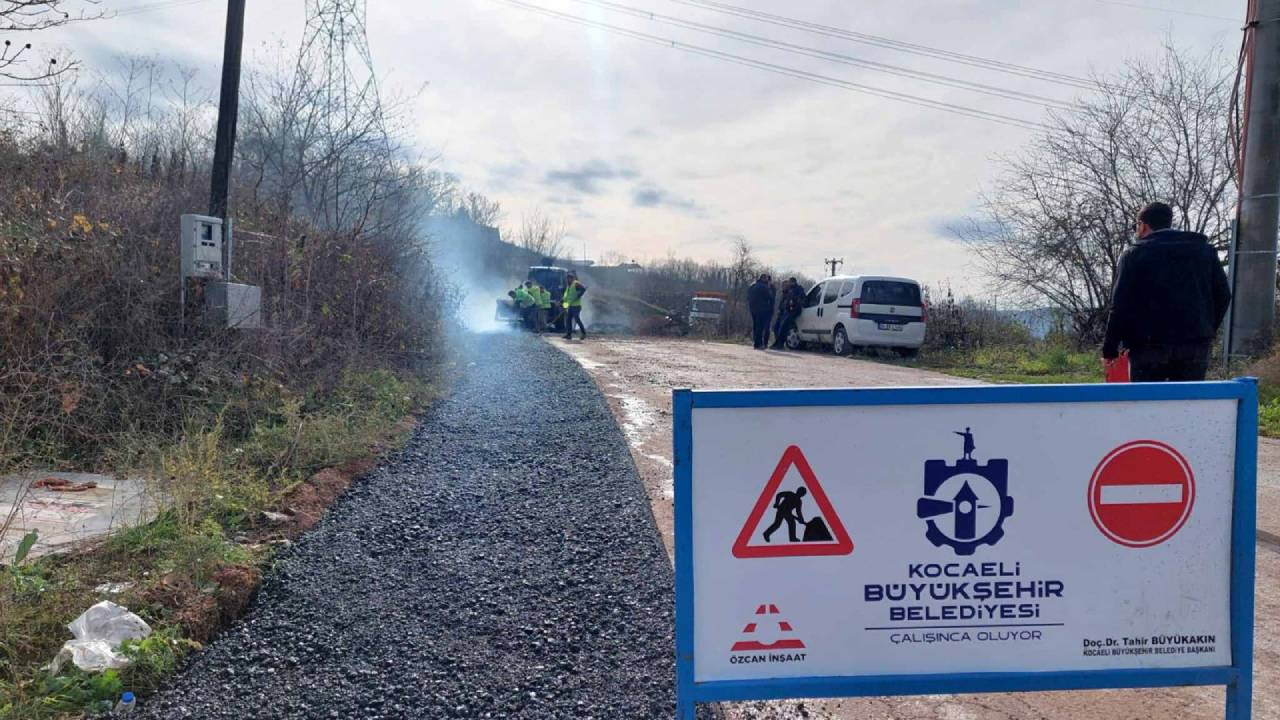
785;327;803;350
833;327;852;356
895;347;920;359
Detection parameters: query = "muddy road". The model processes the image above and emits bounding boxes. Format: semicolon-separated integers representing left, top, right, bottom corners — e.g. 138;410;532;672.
555;337;972;555
556;335;1279;720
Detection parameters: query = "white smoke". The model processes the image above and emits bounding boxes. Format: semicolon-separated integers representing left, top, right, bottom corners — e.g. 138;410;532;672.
423;213;521;333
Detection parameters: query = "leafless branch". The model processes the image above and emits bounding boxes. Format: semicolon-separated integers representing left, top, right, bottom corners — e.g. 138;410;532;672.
956;43;1236;345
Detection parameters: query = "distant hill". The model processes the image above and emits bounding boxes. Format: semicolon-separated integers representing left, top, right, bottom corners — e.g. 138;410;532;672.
1002;307;1058;339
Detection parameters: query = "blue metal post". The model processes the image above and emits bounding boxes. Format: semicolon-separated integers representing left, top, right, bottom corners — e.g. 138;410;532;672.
1226;378;1257;720
674;389;697;720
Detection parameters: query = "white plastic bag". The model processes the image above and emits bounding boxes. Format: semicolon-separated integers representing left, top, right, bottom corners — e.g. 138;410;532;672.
48;601;151;673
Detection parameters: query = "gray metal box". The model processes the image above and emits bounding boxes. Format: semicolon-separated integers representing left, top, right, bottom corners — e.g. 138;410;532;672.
206;282;263;329
180;214;224;279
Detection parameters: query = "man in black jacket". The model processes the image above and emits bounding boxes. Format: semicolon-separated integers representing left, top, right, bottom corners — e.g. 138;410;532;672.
746;273;776;349
1101;202;1231;382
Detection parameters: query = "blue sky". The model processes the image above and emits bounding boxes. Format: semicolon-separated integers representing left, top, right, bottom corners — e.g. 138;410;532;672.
40;0;1243;295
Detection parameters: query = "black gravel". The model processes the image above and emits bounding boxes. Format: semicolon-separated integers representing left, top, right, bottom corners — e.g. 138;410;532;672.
135;333;678;719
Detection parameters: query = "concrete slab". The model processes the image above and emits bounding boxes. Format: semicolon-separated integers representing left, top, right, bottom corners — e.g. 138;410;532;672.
0;471;157;564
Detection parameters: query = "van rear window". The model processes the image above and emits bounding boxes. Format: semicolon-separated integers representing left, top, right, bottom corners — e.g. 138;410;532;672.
861;281;921;306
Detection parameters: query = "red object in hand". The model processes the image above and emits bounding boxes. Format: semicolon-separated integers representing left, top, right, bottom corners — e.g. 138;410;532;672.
1105;352;1130;383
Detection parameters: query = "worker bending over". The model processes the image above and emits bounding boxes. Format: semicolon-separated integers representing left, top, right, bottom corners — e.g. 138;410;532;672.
523;281;541;330
512;283;535;330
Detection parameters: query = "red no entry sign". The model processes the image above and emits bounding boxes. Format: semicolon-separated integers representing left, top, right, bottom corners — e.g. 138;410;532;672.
1088;440;1195;548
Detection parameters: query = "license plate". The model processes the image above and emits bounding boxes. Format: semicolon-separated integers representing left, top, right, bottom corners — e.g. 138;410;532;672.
878;322;903;331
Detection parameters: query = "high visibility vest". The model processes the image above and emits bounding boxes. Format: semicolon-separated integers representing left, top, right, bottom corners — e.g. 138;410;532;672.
536;288;552;309
563;281;584;308
514;287;532;307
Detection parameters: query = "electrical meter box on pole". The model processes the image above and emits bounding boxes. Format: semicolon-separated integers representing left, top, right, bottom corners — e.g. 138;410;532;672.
180;214;225;279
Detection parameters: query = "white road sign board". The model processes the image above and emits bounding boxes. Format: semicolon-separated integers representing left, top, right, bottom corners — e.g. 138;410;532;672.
673;382;1255;720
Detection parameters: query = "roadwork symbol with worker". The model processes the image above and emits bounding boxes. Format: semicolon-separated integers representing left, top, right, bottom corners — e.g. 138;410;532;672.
732;445;854;558
916;428;1015;556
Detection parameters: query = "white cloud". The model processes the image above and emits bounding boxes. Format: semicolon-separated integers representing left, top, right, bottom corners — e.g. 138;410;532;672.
40;0;1241;295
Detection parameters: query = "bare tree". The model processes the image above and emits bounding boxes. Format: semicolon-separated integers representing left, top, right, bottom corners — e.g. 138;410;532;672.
159;64;211;181
456;191;502;227
724;236;759;334
956;44;1237;343
513;209;566;260
237;45;438;246
34;49;77;150
0;1;100;81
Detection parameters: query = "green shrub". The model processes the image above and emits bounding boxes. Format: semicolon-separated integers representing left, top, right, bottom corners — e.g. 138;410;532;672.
1260;398;1280;437
915;343;1101;384
0;668;124;719
119;628;199;694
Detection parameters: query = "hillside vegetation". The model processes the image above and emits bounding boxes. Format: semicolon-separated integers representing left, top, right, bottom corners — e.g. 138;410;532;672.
0;50;463;717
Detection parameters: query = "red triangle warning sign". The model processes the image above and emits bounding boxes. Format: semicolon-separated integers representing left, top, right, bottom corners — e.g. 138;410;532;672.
730;603;806;651
731;445;854;558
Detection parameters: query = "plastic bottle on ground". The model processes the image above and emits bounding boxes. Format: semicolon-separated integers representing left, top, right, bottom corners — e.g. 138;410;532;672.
114;691;136;715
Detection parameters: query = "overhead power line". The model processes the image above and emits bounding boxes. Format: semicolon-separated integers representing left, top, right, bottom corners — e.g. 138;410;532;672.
668;0;1104;92
1093;0;1239;21
111;0;213;18
569;0;1080;110
491;0;1048;131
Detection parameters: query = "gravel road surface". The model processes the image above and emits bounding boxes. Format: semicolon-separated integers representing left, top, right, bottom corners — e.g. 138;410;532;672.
135;332;677;719
558;336;1279;720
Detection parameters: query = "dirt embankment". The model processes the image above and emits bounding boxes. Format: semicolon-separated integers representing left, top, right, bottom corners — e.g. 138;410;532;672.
143;454;393;646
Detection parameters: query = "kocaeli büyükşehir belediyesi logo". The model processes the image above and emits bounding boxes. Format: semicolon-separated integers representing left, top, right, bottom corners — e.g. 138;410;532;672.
916;428;1014;556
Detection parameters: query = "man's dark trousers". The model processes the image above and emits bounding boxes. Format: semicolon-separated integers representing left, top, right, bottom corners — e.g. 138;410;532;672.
1129;343;1211;382
564;306;586;339
772;312;797;348
751;311;771;348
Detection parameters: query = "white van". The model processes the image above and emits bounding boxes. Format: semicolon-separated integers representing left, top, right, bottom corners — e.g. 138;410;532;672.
785;275;927;357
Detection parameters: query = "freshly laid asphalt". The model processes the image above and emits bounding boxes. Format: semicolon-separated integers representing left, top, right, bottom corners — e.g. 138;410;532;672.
134;332;678;719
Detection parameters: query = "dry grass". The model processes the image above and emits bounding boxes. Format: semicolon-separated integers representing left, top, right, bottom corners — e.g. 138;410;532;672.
1;368;436;719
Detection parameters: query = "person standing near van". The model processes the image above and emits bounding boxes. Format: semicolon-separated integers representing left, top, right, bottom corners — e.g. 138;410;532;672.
771;277;805;350
747;273;775;349
770;278;792;345
1101;202;1231;382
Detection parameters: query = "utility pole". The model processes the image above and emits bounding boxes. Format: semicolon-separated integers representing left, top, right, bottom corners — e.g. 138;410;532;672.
824;258;844;277
208;0;246;220
1231;0;1280;357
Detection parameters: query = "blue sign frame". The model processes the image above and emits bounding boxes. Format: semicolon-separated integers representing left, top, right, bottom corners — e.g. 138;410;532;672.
673;380;1257;720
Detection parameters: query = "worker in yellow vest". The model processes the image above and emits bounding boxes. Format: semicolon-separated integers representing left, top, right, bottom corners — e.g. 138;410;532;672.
531;281;552;333
561;273;587;341
521;281;541;330
512;284;534;330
